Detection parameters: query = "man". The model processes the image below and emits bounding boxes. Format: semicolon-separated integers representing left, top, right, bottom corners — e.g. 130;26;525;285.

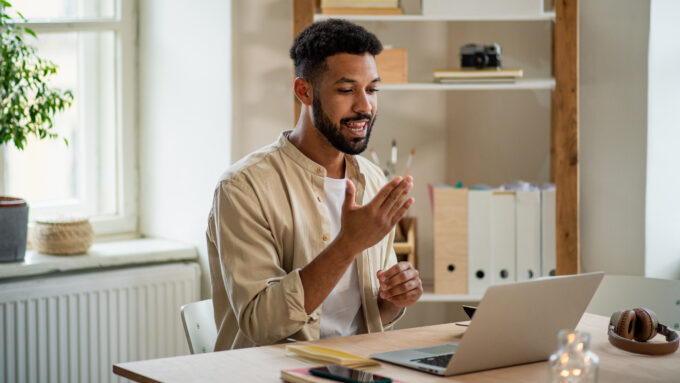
207;19;423;351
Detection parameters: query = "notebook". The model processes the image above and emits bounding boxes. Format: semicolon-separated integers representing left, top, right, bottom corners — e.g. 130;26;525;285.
370;272;604;376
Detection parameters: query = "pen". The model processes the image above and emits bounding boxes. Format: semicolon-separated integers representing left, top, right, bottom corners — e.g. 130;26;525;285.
386;140;397;179
404;147;415;178
390;140;398;167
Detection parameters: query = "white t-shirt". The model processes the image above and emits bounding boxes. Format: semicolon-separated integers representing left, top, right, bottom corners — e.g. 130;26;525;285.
319;174;363;338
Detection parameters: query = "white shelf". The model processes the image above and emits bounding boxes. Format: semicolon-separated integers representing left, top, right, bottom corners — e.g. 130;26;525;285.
419;292;483;302
314;12;555;22
416;283;483;302
379;78;555;91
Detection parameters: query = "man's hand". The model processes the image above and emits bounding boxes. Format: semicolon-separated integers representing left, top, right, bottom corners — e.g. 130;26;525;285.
377;261;423;307
337;176;414;255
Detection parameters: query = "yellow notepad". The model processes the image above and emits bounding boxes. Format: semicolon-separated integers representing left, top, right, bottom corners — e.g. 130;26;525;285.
285;345;380;368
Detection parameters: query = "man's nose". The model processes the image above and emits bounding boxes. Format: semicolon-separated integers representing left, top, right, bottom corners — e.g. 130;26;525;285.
353;91;373;114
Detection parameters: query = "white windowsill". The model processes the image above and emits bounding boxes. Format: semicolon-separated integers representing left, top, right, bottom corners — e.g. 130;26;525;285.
0;238;198;281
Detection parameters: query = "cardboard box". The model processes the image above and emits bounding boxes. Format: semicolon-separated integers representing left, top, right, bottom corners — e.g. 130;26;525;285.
375;48;408;84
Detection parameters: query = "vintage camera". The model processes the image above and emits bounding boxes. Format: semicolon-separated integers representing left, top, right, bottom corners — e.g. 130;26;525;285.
460;43;502;69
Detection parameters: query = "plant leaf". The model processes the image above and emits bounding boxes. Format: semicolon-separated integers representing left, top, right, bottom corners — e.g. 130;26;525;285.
24;27;36;38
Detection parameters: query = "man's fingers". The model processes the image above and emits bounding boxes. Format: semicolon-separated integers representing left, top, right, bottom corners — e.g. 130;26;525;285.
380;266;419;290
380;176;412;212
383;287;423;307
386;180;413;219
380;278;421;299
390;198;414;226
378;261;411;283
371;177;403;208
342;179;356;211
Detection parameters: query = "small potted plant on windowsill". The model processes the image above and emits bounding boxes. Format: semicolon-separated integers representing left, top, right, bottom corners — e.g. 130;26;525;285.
0;0;73;262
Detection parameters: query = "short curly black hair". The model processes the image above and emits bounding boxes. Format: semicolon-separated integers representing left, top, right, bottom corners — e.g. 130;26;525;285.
290;19;383;84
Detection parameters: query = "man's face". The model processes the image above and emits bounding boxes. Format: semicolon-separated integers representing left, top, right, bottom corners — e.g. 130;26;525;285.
311;53;379;155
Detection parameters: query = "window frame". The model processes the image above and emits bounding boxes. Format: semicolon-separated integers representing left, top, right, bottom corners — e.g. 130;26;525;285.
0;0;138;237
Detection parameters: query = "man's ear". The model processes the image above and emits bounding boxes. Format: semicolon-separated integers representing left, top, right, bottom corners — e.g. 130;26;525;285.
294;77;313;106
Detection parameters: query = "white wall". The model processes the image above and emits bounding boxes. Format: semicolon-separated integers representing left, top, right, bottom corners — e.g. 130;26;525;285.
580;0;649;275
645;0;680;279
231;0;295;160
138;0;232;297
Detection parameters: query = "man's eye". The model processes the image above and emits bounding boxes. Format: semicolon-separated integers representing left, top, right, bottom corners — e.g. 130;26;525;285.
338;89;352;94
368;88;379;94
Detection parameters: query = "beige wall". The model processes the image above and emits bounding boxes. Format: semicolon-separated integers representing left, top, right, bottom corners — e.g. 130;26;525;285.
580;0;649;276
645;0;680;279
231;0;295;161
138;0;232;297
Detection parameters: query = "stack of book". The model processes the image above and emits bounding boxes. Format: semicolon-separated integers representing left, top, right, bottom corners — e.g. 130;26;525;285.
320;0;403;15
433;68;523;84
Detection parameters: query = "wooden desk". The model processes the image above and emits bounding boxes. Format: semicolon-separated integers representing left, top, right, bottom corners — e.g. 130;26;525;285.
113;313;679;382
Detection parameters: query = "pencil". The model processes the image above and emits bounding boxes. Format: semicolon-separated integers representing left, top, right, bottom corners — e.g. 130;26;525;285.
404;148;415;178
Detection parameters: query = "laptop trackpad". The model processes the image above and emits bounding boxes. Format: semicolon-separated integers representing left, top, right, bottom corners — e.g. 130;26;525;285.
417;343;459;355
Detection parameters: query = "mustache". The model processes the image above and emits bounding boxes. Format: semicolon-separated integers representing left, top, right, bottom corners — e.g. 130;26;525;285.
340;113;372;125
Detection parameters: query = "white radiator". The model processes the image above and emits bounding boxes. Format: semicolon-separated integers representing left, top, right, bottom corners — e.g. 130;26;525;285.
0;262;200;383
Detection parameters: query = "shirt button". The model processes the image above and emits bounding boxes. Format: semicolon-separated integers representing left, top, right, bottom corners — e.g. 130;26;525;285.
316;167;324;175
317;195;323;202
322;234;330;241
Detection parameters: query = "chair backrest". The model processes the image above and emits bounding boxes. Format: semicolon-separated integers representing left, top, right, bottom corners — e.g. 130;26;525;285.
586;275;680;331
180;299;218;354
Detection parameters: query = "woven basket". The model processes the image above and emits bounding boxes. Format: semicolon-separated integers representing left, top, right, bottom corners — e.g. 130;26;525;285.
32;217;94;255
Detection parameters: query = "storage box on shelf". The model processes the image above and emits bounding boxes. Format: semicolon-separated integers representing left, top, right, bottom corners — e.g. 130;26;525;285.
432;187;556;295
375;48;408;84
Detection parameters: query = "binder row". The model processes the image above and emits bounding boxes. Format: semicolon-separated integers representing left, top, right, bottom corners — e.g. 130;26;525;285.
433;188;556;295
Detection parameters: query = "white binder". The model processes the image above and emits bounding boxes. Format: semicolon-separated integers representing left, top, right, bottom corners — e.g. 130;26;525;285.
541;189;557;276
516;191;541;282
490;191;516;285
467;190;492;295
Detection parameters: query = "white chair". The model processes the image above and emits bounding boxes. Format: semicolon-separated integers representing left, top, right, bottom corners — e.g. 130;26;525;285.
180;299;218;354
586;275;680;331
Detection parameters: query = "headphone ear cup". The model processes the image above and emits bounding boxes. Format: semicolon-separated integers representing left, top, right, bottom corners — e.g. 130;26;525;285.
611;309;636;340
633;308;658;342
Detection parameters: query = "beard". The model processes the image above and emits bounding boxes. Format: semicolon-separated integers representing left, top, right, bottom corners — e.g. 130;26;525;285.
312;91;376;155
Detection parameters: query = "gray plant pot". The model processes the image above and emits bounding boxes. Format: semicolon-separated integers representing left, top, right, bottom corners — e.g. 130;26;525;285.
0;197;29;263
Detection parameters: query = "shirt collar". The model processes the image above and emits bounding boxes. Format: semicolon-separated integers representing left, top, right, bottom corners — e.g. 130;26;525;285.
278;130;367;202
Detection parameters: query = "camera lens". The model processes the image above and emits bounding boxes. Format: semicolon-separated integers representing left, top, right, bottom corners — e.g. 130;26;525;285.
473;52;489;69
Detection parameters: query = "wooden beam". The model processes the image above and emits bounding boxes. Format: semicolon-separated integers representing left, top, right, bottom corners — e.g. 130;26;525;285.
553;0;579;275
292;0;316;123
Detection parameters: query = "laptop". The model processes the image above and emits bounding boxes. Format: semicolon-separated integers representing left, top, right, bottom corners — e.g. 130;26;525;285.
370;272;604;376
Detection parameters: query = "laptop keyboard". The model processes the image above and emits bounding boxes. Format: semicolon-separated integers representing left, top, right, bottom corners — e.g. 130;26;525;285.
411;353;453;368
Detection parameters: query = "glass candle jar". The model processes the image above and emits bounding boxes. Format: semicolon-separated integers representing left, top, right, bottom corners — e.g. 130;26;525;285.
548;330;599;383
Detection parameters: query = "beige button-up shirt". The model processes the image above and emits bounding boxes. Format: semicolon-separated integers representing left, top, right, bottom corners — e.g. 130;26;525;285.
207;131;403;350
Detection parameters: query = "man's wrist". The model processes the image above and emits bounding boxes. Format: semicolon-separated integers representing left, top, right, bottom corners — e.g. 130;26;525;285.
378;297;403;326
333;232;362;257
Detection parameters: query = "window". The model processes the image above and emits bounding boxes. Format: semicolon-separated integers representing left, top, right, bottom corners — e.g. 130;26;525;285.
0;0;137;236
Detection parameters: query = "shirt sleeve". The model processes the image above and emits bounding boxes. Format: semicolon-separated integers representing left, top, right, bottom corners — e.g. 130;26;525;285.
212;179;315;345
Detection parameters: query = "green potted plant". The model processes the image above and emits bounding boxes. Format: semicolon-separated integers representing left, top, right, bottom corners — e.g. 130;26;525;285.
0;0;73;262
